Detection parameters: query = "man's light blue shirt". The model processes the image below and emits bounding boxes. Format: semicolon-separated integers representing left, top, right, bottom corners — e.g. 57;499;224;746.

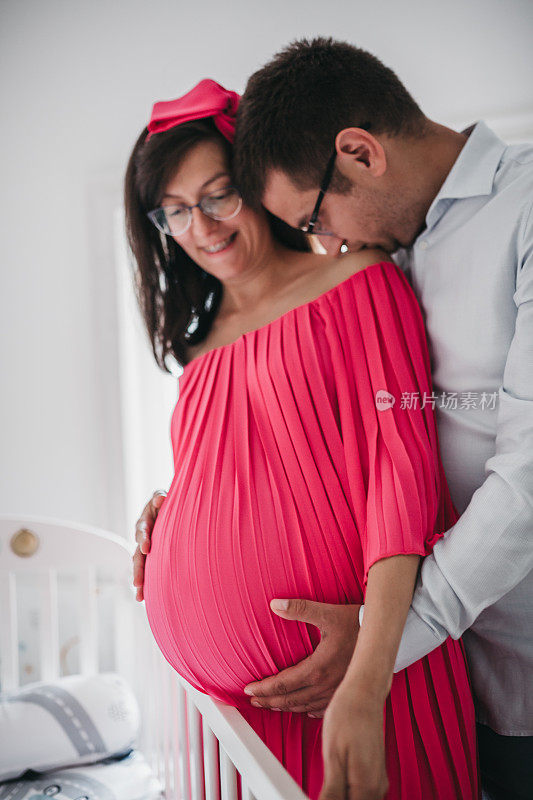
389;121;533;735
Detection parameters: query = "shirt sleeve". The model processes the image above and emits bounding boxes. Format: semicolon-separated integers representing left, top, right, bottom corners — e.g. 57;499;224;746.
394;199;533;671
341;261;453;588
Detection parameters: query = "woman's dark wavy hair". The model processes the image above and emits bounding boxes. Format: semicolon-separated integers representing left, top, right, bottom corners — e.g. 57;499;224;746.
124;118;309;372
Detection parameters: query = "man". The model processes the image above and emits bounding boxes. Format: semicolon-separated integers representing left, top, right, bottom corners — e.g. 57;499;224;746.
232;37;533;800
134;37;532;800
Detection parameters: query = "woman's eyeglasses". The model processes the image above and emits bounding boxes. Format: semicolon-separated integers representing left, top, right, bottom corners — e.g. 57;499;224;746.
147;186;242;237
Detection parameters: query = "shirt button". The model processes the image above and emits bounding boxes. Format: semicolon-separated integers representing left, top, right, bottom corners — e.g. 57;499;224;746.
419;240;428;249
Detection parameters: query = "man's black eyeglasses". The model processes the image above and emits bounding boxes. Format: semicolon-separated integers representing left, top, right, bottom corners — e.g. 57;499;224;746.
303;124;372;236
304;149;337;235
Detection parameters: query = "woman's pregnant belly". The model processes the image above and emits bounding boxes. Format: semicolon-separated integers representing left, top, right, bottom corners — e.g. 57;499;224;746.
143;468;364;708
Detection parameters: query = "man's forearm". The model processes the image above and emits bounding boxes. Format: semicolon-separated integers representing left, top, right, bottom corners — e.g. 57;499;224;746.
393;400;533;672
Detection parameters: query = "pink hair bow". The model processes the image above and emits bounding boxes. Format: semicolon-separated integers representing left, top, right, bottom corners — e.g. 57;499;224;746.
146;78;240;143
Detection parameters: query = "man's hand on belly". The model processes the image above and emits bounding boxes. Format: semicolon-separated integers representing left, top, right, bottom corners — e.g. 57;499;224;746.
243;599;361;716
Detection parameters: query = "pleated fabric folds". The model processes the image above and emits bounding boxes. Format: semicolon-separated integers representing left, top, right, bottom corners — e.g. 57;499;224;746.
143;261;479;799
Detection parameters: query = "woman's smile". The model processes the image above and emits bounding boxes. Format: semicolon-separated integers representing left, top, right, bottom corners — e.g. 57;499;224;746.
200;232;237;255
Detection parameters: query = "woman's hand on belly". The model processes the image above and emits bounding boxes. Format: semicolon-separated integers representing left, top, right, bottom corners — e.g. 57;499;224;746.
243;598;361;716
132;489;167;601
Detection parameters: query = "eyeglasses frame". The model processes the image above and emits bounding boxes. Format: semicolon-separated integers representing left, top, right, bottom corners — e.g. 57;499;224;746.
304;149;337;236
147;185;243;237
304;123;373;237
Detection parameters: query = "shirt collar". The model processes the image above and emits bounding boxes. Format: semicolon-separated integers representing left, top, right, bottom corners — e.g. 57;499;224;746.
424;120;507;231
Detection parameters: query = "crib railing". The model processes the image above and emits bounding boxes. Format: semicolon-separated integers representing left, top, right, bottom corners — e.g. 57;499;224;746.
0;515;308;800
135;609;309;800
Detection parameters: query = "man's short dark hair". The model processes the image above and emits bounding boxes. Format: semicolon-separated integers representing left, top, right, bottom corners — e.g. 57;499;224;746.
233;37;426;207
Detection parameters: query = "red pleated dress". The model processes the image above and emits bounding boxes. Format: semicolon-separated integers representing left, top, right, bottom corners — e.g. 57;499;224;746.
143;260;479;799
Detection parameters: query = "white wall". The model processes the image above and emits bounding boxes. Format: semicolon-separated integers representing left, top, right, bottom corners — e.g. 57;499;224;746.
1;0;532;538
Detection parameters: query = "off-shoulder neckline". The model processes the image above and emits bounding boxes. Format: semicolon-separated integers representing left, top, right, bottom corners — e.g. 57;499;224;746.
180;260;397;376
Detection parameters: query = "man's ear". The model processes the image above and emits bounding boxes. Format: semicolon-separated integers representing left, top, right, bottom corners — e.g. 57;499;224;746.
335;128;387;178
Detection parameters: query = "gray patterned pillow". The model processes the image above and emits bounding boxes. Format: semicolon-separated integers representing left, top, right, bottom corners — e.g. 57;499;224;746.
0;674;140;782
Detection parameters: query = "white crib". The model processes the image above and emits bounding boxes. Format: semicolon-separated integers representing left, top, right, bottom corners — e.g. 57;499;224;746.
0;515;308;800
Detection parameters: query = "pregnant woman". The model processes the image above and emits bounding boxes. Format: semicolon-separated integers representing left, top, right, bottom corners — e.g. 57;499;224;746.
126;80;479;800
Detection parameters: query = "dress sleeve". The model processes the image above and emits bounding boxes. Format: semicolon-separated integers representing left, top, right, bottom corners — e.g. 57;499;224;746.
328;261;452;589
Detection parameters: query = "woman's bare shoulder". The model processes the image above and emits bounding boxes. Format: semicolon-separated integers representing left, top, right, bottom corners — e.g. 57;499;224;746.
336;247;393;278
309;247;393;295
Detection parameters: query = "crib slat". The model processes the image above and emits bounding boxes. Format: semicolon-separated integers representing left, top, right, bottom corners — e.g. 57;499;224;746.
178;682;192;800
202;717;219;800
170;675;181;800
220;748;238;800
113;583;136;689
162;663;173;796
0;573;19;691
154;650;165;787
187;695;205;800
152;646;164;784
39;569;60;681
135;615;151;760
78;567;98;674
